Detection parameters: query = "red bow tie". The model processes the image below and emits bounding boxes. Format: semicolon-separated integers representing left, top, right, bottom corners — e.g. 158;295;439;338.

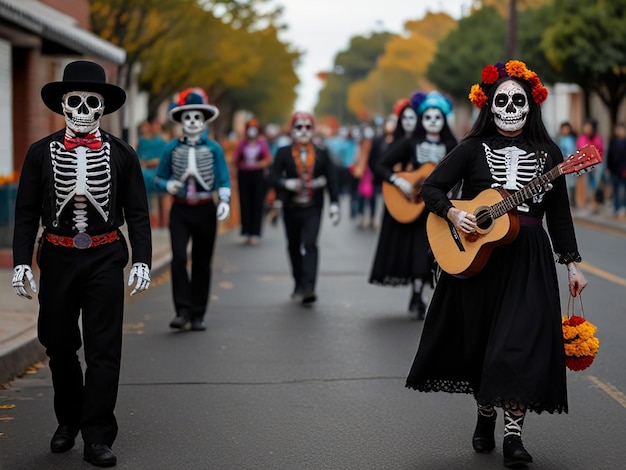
64;133;102;150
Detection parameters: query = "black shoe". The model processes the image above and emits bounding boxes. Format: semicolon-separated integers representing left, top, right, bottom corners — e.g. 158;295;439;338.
408;293;426;320
472;412;497;453
290;287;303;302
50;425;78;453
503;435;533;468
301;291;317;304
83;443;117;467
190;319;207;331
169;315;189;329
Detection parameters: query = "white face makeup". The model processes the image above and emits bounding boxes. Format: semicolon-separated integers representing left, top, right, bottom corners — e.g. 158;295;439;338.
400;107;417;134
422;107;445;134
246;127;259;139
491;80;529;133
181;110;206;138
62;91;104;134
291;118;314;144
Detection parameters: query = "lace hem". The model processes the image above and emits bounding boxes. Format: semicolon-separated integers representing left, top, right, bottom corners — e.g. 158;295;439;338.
405;379;568;414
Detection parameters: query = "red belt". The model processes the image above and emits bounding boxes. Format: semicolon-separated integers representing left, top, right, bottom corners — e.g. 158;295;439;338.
45;230;119;249
173;196;212;206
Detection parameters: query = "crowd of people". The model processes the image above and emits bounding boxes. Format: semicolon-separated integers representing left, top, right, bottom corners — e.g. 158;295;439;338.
11;57;624;469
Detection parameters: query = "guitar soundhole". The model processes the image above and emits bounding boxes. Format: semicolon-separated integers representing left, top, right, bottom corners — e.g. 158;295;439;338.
474;207;493;233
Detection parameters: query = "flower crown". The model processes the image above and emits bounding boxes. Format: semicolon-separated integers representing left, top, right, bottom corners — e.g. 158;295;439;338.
468;60;548;109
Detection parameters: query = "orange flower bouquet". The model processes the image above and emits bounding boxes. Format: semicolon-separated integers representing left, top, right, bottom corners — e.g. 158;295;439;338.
562;295;599;371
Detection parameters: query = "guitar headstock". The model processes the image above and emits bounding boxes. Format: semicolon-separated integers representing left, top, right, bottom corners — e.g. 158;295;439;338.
560;144;602;176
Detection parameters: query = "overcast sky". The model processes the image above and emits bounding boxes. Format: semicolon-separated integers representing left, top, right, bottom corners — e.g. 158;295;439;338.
275;0;471;111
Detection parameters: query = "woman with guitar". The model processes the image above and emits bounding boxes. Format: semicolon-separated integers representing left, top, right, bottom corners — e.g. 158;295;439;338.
405;61;588;469
369;92;457;319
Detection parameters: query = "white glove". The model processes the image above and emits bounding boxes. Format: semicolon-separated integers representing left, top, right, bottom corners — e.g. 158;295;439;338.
166;180;184;196
391;174;413;198
310;175;327;189
284;178;302;192
329;203;340;225
216;201;230;221
448;208;476;234
12;264;37;299
128;262;151;296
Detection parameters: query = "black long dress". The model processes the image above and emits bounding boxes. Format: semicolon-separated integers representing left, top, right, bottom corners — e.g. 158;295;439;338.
405;135;582;414
369;136;454;286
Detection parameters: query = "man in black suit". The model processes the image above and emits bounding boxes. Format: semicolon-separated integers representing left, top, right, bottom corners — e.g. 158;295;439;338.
268;111;340;304
12;60;152;467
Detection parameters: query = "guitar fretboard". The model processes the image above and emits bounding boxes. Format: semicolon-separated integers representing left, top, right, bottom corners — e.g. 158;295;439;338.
490;166;562;219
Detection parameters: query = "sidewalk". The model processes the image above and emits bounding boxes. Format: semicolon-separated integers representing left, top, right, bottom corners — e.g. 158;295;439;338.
1;209;625;385
0;227;173;385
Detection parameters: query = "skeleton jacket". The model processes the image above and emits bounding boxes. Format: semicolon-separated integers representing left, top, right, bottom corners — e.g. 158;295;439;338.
13;129;152;267
155;136;231;200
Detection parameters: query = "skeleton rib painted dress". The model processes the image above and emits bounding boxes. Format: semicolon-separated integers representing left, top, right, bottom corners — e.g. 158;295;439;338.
406;134;580;413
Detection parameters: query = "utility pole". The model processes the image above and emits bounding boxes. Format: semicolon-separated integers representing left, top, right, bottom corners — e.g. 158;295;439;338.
508;0;518;58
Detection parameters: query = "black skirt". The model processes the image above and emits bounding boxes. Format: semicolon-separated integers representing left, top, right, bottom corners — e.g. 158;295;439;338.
369;208;434;286
405;223;568;414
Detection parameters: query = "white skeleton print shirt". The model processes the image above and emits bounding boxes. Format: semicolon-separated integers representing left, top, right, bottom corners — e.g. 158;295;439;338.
50;141;111;232
417;141;447;165
170;142;215;193
483;142;547;212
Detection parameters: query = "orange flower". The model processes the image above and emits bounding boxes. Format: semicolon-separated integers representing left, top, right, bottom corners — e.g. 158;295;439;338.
468;84;488;109
505;60;527;78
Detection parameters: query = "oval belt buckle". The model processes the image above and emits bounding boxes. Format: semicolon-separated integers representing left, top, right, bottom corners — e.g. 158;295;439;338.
73;233;93;249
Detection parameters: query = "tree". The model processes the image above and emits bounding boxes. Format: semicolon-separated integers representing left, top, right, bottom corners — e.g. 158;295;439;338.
314;32;393;123
347;12;456;119
426;6;507;101
542;0;626;127
90;0;300;136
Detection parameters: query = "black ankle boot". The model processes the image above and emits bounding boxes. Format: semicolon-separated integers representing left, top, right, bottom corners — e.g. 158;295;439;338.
503;435;533;468
472;412;496;453
408;292;426;320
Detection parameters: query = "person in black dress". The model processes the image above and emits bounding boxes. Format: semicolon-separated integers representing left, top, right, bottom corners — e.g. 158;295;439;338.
405;61;588;468
369;92;457;319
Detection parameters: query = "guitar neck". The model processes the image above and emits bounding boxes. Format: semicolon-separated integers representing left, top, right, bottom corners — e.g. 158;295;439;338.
491;166;562;218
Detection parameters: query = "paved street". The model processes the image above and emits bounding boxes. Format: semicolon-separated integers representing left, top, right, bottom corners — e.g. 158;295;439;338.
1;200;626;469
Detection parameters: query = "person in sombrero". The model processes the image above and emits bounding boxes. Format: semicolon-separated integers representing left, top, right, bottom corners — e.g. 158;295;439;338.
12;60;152;467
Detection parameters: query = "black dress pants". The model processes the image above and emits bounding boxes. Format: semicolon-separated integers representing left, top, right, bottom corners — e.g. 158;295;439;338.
37;235;128;446
169;201;217;320
237;169;267;237
282;204;322;293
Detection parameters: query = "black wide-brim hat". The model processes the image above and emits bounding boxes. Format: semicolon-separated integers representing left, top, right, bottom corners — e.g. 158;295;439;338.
41;60;127;115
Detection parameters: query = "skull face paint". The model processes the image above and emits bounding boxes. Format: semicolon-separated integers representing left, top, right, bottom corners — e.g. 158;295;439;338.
400;107;417;134
291;118;314;144
491;80;529;133
62;91;104;134
181;110;206;138
421;107;445;134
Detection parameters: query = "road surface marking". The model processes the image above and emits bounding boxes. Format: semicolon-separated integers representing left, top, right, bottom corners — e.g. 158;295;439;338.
579;261;626;288
587;375;626;409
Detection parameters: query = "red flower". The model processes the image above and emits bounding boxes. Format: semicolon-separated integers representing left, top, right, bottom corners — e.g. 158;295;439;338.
481;65;499;84
532;85;548;105
566;355;595;371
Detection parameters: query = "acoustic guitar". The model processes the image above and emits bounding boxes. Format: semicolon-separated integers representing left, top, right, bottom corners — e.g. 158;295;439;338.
382;163;436;223
426;144;602;278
